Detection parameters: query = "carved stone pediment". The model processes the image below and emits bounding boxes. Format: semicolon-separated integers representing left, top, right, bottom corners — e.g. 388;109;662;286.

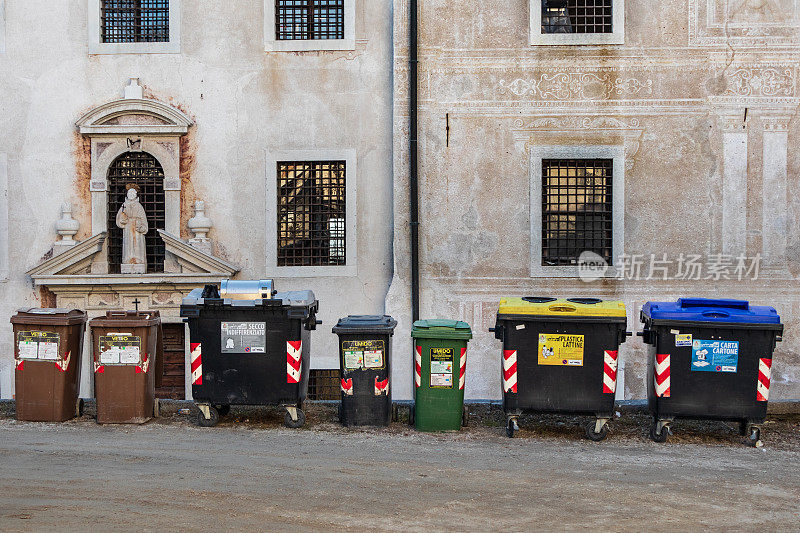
76;98;193;137
27;232;238;288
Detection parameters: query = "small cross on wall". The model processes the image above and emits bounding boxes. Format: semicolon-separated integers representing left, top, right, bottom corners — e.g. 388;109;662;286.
132;298;141;313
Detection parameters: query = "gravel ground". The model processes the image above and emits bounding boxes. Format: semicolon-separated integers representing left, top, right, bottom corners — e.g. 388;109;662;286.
0;402;798;532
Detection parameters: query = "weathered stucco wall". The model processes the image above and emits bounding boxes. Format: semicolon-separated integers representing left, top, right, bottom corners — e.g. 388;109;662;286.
0;0;394;398
389;0;800;401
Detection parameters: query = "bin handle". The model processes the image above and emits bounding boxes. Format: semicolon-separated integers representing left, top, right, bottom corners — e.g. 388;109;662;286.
678;298;749;311
701;310;730;319
548;304;577;313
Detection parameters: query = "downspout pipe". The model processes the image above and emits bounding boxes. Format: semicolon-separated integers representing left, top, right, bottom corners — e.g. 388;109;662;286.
409;0;420;322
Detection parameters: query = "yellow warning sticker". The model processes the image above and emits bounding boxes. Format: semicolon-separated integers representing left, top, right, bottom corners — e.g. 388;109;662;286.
538;333;584;367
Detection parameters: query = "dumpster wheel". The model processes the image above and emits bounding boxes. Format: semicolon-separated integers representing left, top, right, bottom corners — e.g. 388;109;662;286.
284;406;306;428
747;427;763;448
585;419;609;442
408;405;415;426
197;404;219;427
75;398;84;418
462;406;469;428
649;420;670;443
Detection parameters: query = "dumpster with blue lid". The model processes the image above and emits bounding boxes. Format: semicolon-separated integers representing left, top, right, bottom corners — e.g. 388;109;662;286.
640;298;783;446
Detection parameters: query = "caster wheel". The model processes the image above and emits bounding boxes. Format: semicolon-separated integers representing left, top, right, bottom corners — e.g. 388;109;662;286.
153;398;160;418
409;405;415;426
506;419;516;438
197;405;219;427
649;421;668;443
284;408;306;428
462;406;469;428
391;403;399;423
75;398;84;418
215;405;230;417
748;427;763;448
586;421;609;442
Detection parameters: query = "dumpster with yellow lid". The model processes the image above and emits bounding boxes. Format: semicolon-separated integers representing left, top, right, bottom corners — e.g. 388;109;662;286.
491;297;630;440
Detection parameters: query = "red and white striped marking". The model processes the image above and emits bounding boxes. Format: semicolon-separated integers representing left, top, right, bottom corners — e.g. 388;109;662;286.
94;361;105;374
136;353;150;374
56;351;71;373
414;346;422;388
503;350;518;393
757;358;772;402
190;343;202;385
603;350;618;394
287;340;302;384
341;377;353;396
15;359;23;371
654;353;671;398
459;347;467;390
374;376;389;396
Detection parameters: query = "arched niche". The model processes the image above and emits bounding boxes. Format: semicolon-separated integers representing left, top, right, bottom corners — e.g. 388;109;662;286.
76;87;193;273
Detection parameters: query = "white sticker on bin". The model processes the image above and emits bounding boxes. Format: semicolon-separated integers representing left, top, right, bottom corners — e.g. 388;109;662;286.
516;324;525;330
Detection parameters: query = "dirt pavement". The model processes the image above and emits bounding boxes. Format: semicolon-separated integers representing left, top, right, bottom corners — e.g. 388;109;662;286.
0;403;798;532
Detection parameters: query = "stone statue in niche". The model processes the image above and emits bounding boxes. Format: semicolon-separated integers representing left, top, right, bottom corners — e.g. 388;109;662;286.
116;187;148;274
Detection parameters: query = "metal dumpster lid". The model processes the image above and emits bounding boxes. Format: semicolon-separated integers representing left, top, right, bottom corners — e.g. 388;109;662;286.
641;298;781;325
332;315;398;334
497;297;627;318
181;288;317;308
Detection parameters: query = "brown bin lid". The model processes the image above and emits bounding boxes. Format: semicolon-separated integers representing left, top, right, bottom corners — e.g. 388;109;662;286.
89;310;161;328
10;308;88;326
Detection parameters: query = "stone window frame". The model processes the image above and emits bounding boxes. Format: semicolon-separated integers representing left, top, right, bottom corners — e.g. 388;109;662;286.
529;0;625;46
0;152;7;281
266;149;358;277
263;0;356;52
529;145;625;278
88;0;181;54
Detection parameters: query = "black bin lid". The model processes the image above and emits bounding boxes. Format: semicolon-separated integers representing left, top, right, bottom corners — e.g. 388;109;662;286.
332;315;398;335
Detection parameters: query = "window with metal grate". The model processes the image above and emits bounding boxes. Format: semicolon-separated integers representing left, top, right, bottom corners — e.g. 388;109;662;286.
307;369;341;400
541;159;613;266
277;160;346;267
101;0;170;43
275;0;344;40
106;152;166;274
541;0;613;34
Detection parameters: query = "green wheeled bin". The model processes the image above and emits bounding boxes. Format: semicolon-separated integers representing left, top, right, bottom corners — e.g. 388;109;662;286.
411;320;472;431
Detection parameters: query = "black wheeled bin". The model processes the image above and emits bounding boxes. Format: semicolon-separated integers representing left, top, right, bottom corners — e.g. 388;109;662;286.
492;297;630;441
640;298;783;446
180;280;319;428
332;315;398;427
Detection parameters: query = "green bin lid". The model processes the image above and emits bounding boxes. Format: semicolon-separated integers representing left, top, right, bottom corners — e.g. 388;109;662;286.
411;319;472;340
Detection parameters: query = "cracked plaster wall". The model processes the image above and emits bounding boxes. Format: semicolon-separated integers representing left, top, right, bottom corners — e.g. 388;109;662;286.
389;0;800;401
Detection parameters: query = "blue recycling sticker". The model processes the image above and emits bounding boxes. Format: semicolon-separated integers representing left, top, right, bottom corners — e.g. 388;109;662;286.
691;340;739;373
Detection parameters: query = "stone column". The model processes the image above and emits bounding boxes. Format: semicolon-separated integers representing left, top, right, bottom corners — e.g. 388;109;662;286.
718;112;748;257
761;114;790;269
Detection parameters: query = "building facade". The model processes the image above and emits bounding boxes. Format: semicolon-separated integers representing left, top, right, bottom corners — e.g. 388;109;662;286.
1;0;798;403
0;0;394;399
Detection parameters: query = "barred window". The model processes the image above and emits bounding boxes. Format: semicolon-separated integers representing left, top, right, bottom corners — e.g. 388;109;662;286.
542;159;612;266
101;0;170;43
107;152;166;273
541;0;613;34
278;161;346;266
275;0;345;40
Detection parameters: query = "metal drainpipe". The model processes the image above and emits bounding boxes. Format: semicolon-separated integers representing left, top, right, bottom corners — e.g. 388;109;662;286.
409;0;420;323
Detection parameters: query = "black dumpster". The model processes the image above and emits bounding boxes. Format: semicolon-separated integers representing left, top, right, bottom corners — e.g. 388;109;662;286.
332;315;398;426
640;298;783;447
180;280;319;428
492;297;630;441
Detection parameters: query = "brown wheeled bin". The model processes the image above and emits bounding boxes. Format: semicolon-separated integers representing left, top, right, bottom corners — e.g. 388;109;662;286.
89;311;164;424
11;308;88;422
